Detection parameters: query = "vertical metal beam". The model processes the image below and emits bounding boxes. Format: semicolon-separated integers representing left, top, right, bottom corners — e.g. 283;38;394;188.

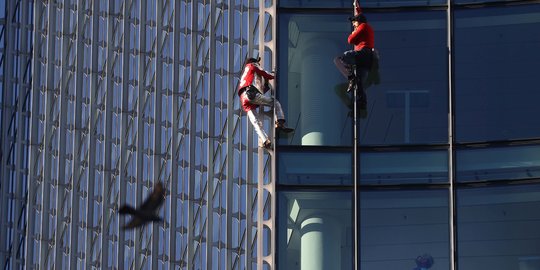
187;0;198;267
152;0;164;268
12;0;31;268
259;0;277;268
447;0;457;269
206;0;216;269
101;0;117;267
119;0;133;268
135;0;148;267
351;7;359;270
257;0;267;267
0;0;15;265
85;0;100;266
26;0;46;267
226;0;235;268
54;0;75;266
39;1;58;267
169;0;181;266
69;0;88;267
245;0;256;268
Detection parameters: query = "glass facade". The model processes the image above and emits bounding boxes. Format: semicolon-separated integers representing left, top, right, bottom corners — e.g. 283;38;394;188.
277;0;540;270
2;0;540;269
1;0;277;269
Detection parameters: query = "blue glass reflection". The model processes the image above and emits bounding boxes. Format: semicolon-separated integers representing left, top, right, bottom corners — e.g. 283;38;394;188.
456;144;540;182
279;0;446;8
278;13;354;146
278;150;352;185
279;191;352;269
278;11;449;146
457;185;540;269
360;189;450;269
454;5;540;142
360;150;448;184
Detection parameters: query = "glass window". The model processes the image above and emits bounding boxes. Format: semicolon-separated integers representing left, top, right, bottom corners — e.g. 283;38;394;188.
456;144;540;182
360;150;448;185
278;11;448;147
278;191;352;270
278;149;352;185
457;184;540;269
279;0;446;8
360;189;450;269
278;13;354;147
454;5;540;143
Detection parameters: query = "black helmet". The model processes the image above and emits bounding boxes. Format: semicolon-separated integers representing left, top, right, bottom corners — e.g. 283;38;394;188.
245;57;261;66
348;14;367;23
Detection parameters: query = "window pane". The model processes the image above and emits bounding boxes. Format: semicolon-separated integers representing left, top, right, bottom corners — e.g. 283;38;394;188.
360;150;448;185
454;5;540;142
457;185;540;269
279;11;448;146
456;144;540;182
278;150;352;185
279;0;446;8
278;191;352;269
278;13;354;146
360;190;450;269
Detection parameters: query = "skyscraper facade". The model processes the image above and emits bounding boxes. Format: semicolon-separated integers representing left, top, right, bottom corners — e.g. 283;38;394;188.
277;0;540;269
2;0;275;269
2;0;540;269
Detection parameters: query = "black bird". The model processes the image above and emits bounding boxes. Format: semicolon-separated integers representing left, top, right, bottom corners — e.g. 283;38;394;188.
118;182;165;229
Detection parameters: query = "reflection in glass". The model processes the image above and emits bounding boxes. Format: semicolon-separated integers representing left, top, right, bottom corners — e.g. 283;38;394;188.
278;11;448;146
279;0;446;8
454;5;540;142
360;150;448;185
360;190;450;269
279;13;353;146
457;185;540;269
456;144;540;182
279;192;352;270
278;150;352;185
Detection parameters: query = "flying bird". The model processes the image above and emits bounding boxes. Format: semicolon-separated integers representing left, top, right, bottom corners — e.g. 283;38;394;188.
118;182;165;229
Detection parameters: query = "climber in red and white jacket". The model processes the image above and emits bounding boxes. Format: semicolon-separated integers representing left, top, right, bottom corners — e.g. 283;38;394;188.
238;57;293;149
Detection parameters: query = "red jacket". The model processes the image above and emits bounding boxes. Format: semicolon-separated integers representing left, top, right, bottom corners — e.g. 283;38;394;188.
238;63;275;96
348;22;374;51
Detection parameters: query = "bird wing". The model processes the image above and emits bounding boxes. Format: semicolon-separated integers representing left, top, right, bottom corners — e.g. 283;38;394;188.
118;205;137;215
122;216;146;230
139;182;165;213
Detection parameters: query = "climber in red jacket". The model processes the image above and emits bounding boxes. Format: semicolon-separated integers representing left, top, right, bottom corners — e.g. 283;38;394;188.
334;7;376;108
238;57;293;149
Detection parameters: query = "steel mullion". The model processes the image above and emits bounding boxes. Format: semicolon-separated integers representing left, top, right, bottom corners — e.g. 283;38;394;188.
118;0;133;268
25;0;46;266
53;0;76;266
100;1;116;268
245;0;257;268
256;0;266;265
169;0;181;266
135;0;148;266
225;0;237;268
447;0;457;269
12;0;31;268
267;1;277;268
187;0;198;268
69;1;86;267
38;1;59;267
206;0;216;269
84;0;100;266
69;0;89;267
179;10;189;265
0;0;16;265
151;0;164;268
